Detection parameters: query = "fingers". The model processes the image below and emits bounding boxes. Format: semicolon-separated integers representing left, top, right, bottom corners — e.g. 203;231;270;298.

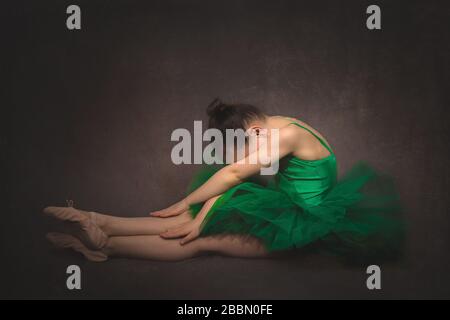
150;210;172;217
180;231;199;245
150;210;173;217
150;210;186;218
150;200;189;217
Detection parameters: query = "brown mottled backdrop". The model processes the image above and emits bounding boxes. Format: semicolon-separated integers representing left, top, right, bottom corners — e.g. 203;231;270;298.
4;0;450;298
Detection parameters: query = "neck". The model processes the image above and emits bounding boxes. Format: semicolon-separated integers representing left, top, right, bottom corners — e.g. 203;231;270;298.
258;115;280;130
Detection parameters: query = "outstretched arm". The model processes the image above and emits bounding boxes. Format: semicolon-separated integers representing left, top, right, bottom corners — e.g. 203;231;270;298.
150;126;298;217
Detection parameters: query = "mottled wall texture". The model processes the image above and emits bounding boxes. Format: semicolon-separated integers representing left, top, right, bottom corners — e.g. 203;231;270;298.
4;0;450;298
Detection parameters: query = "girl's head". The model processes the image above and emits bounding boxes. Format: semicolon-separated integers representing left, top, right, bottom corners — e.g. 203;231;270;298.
206;98;266;135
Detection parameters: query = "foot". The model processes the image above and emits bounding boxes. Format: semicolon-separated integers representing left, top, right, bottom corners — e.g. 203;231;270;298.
43;206;108;250
46;232;108;262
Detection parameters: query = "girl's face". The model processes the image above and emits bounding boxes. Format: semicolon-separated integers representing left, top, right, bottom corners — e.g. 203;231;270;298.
225;126;269;164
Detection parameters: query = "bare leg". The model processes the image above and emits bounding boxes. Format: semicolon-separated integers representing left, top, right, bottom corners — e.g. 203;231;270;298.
103;234;269;261
199;235;269;258
102;235;202;261
44;206;193;238
45;207;271;261
96;211;193;237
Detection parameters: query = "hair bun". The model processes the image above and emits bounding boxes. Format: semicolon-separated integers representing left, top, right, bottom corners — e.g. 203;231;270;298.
206;98;227;117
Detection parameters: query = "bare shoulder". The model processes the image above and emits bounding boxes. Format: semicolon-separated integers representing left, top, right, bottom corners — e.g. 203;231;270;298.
277;124;301;145
273;116;333;159
281;117;331;147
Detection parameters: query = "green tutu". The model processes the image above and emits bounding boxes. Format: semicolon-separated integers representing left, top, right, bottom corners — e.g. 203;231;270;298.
188;123;404;263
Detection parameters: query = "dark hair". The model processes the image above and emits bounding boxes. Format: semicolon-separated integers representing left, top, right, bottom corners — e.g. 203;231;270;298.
206;98;265;134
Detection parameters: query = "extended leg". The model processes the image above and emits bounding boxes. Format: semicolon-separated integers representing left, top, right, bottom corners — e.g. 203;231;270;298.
44;206;193;238
97;211;193;237
47;231;270;262
102;235;202;261
103;234;268;261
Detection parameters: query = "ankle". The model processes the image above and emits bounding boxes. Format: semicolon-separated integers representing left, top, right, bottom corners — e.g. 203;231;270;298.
90;212;108;228
101;238;114;256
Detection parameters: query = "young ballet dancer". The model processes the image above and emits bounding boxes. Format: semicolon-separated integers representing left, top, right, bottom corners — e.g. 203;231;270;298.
44;99;402;263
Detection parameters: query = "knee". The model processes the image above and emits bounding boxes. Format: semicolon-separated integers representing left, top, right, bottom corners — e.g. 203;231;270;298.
190;237;212;256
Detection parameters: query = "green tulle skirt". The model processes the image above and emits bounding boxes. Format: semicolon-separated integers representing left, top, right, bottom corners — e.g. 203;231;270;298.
188;163;404;264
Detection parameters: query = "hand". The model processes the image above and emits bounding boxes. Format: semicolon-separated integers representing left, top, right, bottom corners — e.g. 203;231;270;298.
160;219;202;245
150;199;189;218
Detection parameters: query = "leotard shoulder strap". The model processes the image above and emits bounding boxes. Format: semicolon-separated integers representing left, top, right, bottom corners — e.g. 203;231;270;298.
288;122;333;155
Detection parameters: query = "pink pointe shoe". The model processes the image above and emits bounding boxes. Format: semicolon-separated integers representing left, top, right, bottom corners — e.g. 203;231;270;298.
43;206;108;250
46;232;108;262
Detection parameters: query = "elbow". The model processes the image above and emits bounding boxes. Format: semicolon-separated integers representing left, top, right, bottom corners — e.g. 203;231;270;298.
225;166;244;186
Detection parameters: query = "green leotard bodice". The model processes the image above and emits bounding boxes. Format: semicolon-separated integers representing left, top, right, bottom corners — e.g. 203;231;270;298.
276;122;337;207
